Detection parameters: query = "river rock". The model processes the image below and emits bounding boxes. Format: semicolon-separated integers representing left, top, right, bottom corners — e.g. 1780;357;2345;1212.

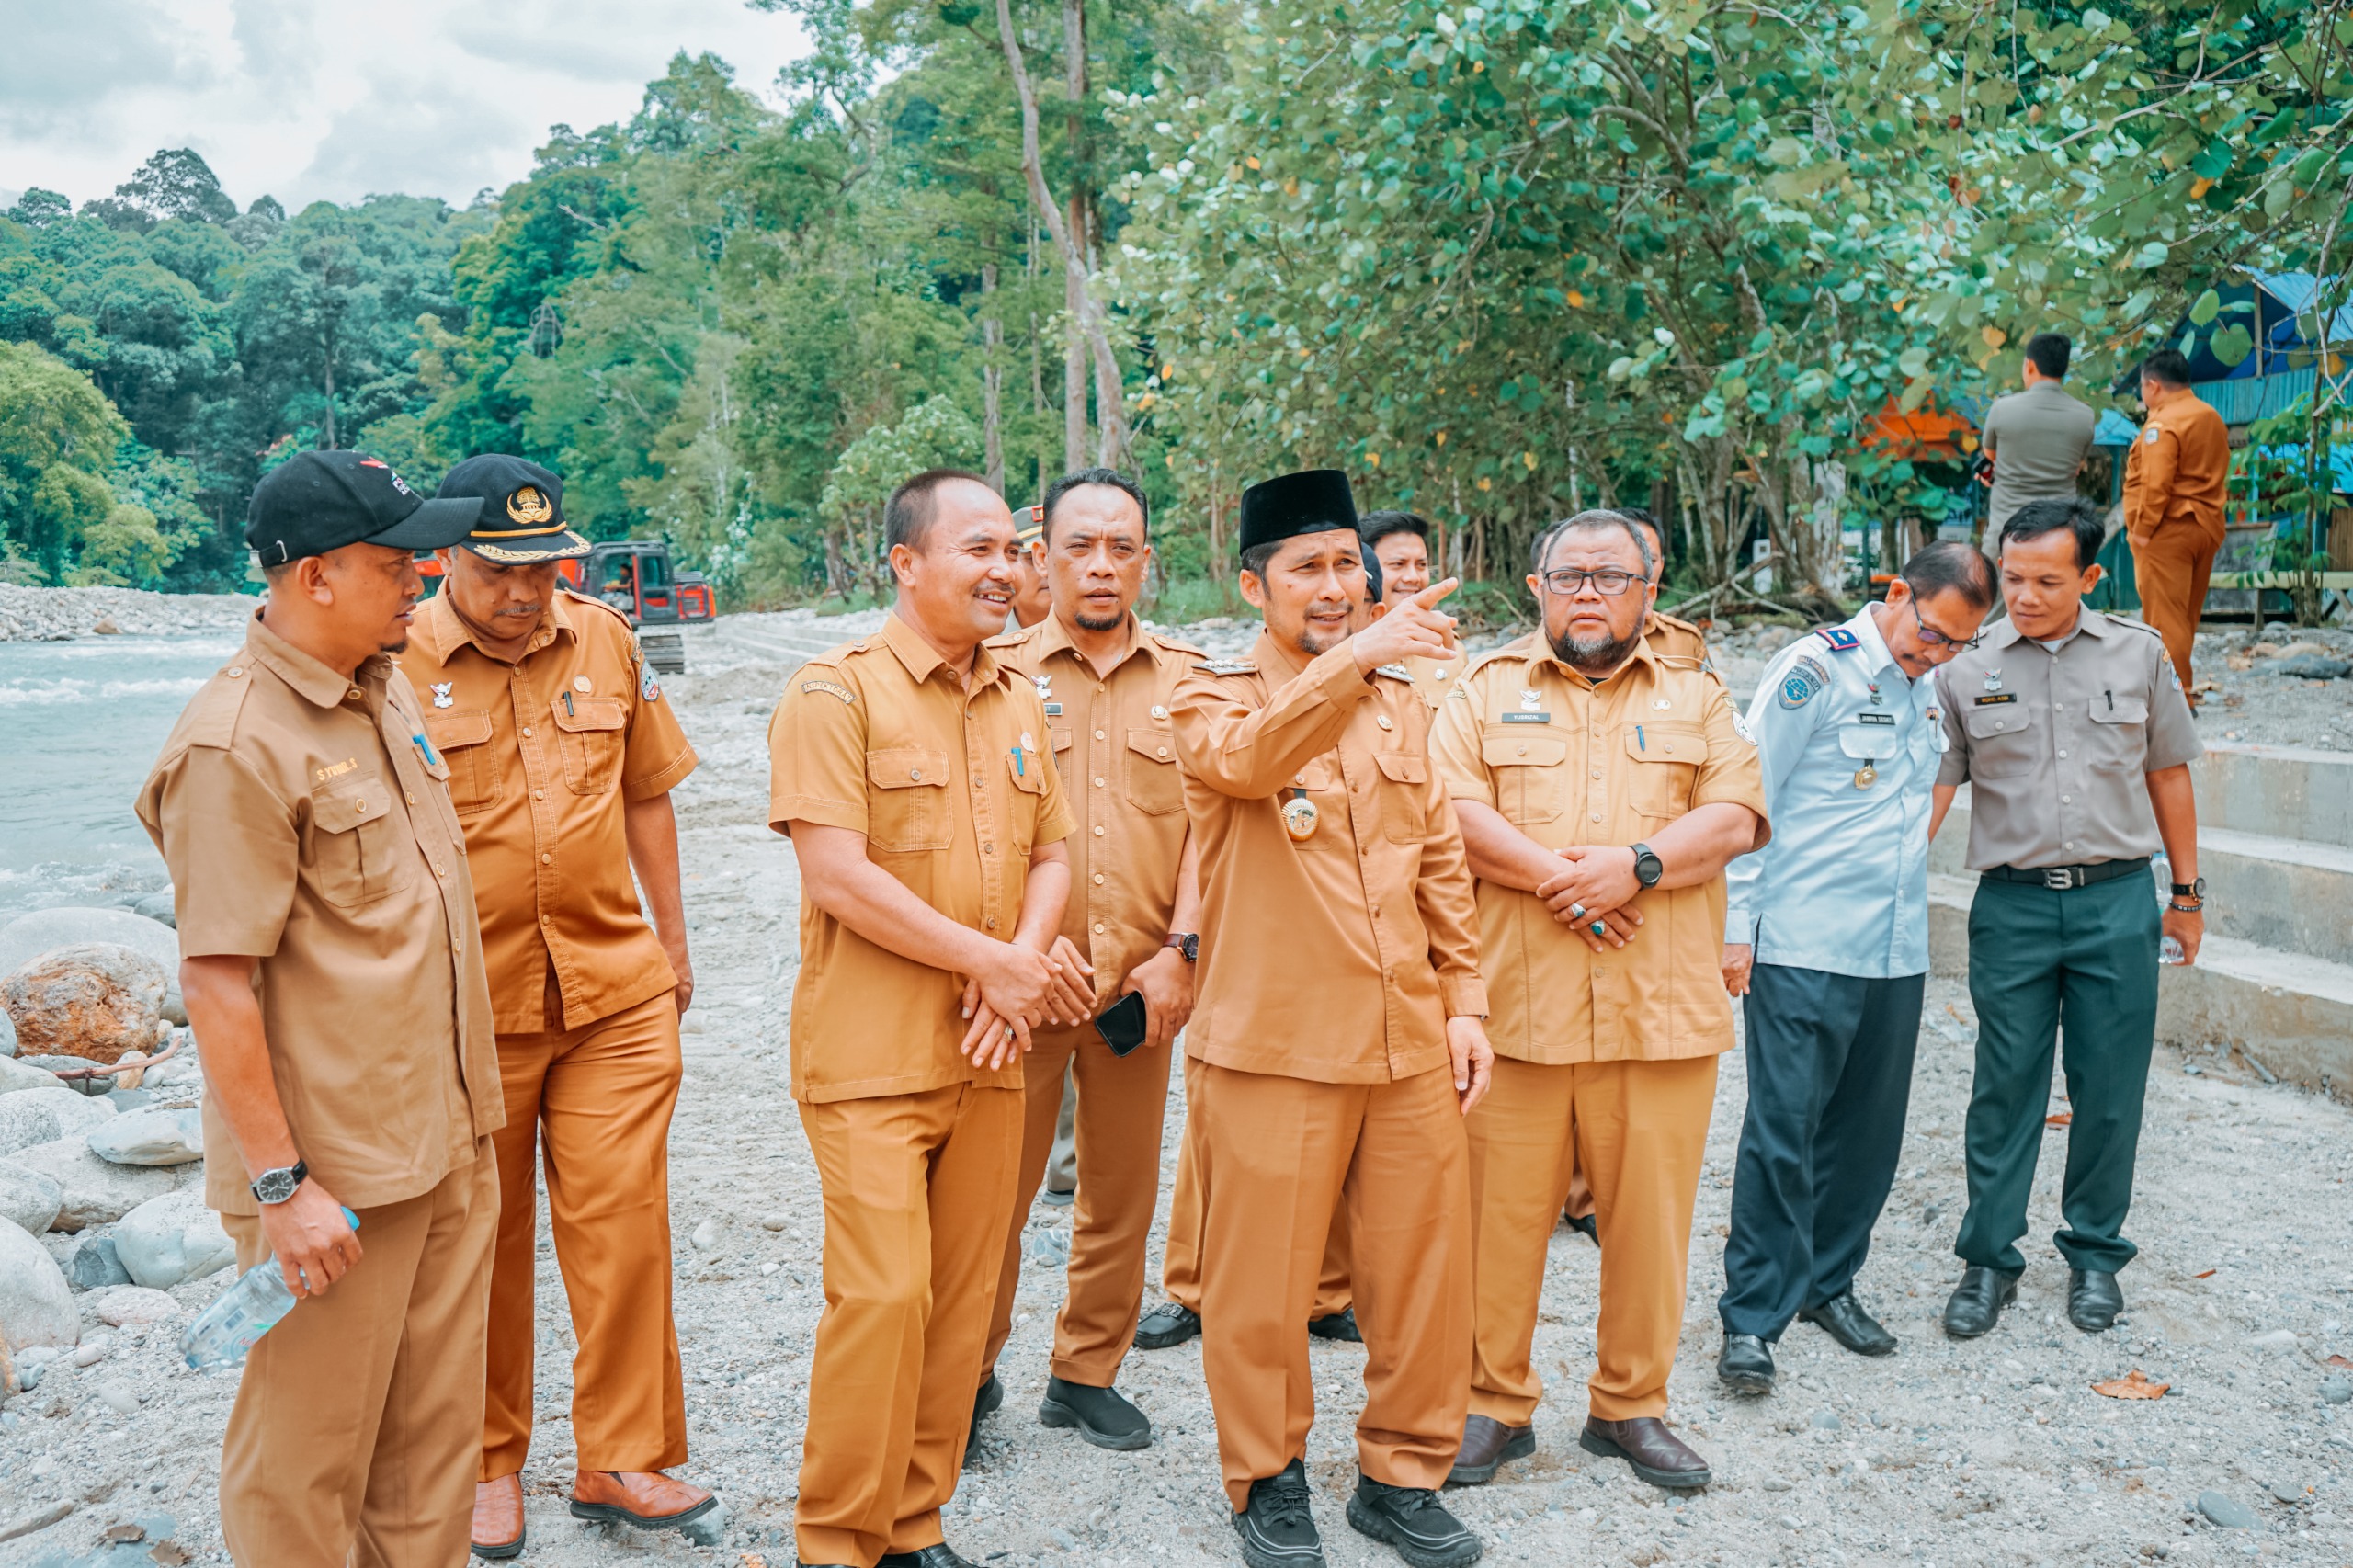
69;1231;132;1289
1;942;170;1064
2268;653;2352;680
0;1056;63;1096
0;1163;63;1234
86;1107;202;1165
0;1212;78;1348
0;1086;114;1156
2;1136;177;1231
132;890;177;929
113;1187;234;1290
0;905;183;1027
2196;1490;2257;1528
20;1053;109;1096
91;1285;179;1326
0;1004;12;1057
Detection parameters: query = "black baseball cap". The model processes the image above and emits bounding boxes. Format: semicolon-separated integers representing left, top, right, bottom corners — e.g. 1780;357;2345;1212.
437;454;592;562
245;450;482;566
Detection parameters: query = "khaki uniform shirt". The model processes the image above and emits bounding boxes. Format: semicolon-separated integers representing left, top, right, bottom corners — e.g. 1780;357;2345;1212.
1981;381;2097;530
401;588;698;1033
986;613;1196;1005
767;613;1074;1103
1644;610;1716;677
1171;632;1486;1085
136;613;503;1217
1404;650;1469;711
1428;638;1768;1063
2122;393;2232;546
1934;610;2202;870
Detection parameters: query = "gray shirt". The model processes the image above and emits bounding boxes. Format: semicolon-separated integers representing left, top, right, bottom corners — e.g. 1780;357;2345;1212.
1935;611;2201;870
1980;381;2097;529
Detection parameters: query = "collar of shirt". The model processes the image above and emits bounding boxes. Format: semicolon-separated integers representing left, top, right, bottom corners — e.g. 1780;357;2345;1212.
244;610;391;714
1846;602;1911;687
881;608;1008;694
415;585;579;665
1989;608;2115;656
1031;608;1154;676
1532;625;1669;690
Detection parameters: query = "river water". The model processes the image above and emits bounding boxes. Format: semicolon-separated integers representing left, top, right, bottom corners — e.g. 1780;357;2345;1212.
0;634;241;918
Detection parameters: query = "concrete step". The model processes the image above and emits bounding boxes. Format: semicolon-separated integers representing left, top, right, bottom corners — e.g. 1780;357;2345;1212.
1927;873;2353;1103
2193;740;2353;848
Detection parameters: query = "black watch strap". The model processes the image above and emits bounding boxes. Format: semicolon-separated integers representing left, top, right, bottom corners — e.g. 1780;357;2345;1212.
1631;842;1664;888
2169;878;2205;900
251;1158;309;1206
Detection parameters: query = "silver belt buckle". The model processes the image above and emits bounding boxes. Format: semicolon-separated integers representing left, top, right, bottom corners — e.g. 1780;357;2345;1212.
2042;867;2077;890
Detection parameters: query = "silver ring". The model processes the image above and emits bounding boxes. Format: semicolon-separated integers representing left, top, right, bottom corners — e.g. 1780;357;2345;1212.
1570;903;1587;920
1004;1024;1015;1038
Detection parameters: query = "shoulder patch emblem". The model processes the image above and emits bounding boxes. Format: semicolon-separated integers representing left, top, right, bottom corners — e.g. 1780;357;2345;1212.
2169;665;2183;691
1779;653;1832;710
2143;426;2162;445
801;679;856;705
1733;711;1758;746
1197;659;1257;676
641;665;663;702
1814;626;1862;653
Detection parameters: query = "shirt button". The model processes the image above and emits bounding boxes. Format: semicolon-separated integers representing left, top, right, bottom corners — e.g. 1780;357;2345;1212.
540;852;552;864
986;916;998;930
2061;795;2072;804
1518;744;1529;756
1095;729;1107;741
1094;776;1107;788
1093;922;1106;934
1093;873;1106;885
521;726;534;738
1157;746;1169;757
1093;824;1106;836
406;793;415;805
1591;769;1602;779
2063;841;2074;850
533;789;545;801
1591;812;1602;823
347;687;363;700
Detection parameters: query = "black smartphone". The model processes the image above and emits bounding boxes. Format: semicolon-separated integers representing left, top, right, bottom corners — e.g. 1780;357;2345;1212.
1094;991;1150;1058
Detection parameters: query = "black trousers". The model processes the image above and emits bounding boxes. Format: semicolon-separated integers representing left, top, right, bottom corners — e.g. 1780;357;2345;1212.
1719;964;1926;1341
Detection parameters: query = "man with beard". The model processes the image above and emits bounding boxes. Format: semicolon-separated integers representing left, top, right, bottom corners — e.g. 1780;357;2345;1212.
1428;510;1766;1492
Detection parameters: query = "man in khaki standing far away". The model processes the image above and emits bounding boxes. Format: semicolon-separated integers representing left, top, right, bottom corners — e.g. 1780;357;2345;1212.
396;455;713;1558
139;450;505;1567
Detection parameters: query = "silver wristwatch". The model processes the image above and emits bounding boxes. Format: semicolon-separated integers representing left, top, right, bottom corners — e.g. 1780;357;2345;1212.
250;1159;309;1206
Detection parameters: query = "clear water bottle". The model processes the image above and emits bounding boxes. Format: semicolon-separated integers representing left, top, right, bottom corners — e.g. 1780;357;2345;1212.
181;1208;358;1372
2159;935;2186;966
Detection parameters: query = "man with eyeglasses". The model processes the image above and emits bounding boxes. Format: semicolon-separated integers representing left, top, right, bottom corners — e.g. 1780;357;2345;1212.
1428;511;1766;1493
1712;542;1997;1397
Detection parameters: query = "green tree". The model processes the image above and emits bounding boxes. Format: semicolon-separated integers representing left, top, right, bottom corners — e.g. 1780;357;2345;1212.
0;342;131;582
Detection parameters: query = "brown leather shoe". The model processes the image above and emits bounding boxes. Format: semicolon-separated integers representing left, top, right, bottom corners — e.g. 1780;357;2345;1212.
1448;1412;1536;1484
471;1474;525;1560
1578;1416;1711;1489
567;1470;718;1530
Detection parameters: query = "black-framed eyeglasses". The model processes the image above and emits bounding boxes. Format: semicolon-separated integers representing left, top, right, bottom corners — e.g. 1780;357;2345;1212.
1539;568;1641;597
1907;596;1984;651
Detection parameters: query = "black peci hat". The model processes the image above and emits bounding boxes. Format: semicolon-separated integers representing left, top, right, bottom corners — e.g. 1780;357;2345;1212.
245;450;482;566
1237;469;1358;557
438;454;592;563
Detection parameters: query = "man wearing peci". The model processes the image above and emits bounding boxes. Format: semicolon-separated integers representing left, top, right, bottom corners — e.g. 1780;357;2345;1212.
767;469;1084;1568
1714;542;1998;1395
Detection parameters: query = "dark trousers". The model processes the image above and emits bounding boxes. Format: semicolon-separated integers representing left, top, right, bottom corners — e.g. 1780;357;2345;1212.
1956;873;2160;1277
1720;965;1925;1340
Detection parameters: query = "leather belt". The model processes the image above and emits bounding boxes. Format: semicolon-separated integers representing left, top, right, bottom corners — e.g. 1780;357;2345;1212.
1982;858;2151;891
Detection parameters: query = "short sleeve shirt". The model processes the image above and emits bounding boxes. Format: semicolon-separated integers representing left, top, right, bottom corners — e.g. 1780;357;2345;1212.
135;612;503;1216
402;589;698;1033
1981;382;2097;530
2122;393;2232;546
1934;610;2202;869
767;613;1074;1103
1427;639;1768;1063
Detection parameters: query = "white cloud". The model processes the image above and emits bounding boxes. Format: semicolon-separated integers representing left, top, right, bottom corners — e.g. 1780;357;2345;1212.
0;0;810;211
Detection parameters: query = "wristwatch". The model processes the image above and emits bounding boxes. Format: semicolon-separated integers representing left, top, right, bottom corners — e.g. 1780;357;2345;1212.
1630;843;1665;890
250;1159;309;1206
2169;878;2206;902
1164;932;1199;963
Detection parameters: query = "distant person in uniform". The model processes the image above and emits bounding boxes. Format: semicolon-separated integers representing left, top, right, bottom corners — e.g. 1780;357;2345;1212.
1011;507;1056;631
1930;498;2205;1342
1978;333;2097;531
1362;509;1467;714
400;456;712;1558
767;469;1081;1568
1715;542;1996;1397
1617;506;1714;674
2123;347;2231;697
138;450;504;1567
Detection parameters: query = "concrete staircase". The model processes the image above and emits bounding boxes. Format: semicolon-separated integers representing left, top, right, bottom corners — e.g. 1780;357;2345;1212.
1928;740;2353;1101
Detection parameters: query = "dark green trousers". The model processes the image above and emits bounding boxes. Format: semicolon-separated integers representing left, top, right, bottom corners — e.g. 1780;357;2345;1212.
1956;872;2160;1276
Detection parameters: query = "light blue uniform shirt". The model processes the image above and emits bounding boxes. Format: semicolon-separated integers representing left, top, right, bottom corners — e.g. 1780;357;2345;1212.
1723;604;1943;978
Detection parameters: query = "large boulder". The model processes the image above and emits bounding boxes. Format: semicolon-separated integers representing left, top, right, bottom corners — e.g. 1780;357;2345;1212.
0;906;183;1027
0;1055;63;1096
0;1162;63;1234
86;1106;202;1166
0;1085;114;1157
113;1187;235;1290
1;942;170;1063
0;1210;78;1348
0;1002;13;1056
3;1136;176;1231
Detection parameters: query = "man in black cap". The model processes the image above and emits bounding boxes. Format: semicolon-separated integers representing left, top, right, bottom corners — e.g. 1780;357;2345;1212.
1168;469;1492;1568
397;456;713;1557
137;450;507;1566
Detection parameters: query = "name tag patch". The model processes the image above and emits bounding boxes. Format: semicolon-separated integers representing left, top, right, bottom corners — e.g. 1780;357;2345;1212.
1973;692;2018;707
1857;710;1896;726
1499;711;1552;723
313;757;358;783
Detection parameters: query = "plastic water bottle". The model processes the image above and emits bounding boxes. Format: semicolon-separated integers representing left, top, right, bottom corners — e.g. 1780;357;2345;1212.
2159;935;2186;966
181;1208;359;1371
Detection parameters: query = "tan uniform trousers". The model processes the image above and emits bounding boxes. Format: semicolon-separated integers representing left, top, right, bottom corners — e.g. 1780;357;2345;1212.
1469;1054;1718;1426
983;1023;1175;1385
482;991;686;1480
218;1142;496;1568
2128;524;2222;691
797;1082;1022;1568
1164;1053;1352;1319
1193;1061;1471;1511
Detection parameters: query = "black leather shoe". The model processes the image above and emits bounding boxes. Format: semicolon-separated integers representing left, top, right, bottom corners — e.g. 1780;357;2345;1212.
1134;1301;1202;1350
1563;1210;1598;1243
1307;1306;1361;1343
1040;1376;1153;1449
2068;1268;2124;1333
1800;1290;1897;1357
1446;1414;1534;1485
1347;1473;1483;1567
879;1547;977;1568
1233;1458;1325;1568
1941;1267;2019;1339
963;1370;1002;1466
1717;1333;1775;1394
1578;1416;1711;1489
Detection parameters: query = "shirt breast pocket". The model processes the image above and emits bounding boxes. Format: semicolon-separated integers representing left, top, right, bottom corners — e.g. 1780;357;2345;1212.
866;745;953;854
1479;729;1567;824
553;698;627;795
1008;744;1047;856
1372;749;1428;844
308;775;414;908
425;710;498;814
1123;727;1183;815
2086;693;2148;768
1838;720;1898;763
1962;703;2037;778
1623;722;1706;818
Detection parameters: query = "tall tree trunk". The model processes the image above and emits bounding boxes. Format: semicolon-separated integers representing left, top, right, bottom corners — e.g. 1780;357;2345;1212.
1063;0;1091;471
981;261;1005;494
1029;226;1051;501
321;338;338;449
1064;269;1087;472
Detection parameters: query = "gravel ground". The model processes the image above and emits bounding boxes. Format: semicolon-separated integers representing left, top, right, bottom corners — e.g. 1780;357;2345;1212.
0;585;255;643
4;606;2350;1567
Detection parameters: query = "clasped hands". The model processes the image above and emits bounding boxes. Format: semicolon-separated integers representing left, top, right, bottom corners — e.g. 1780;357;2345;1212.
958;934;1097;1069
1536;843;1644;953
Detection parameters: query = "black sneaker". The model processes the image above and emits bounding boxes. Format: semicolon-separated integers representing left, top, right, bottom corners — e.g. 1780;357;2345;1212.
1233;1458;1325;1568
1306;1306;1361;1343
1346;1474;1483;1568
1135;1301;1202;1350
1039;1376;1153;1450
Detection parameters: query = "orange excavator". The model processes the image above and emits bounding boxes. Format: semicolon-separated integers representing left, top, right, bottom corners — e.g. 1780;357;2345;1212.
418;539;713;673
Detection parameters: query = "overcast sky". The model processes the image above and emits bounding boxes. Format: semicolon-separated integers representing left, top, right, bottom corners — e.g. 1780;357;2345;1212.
0;0;811;213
